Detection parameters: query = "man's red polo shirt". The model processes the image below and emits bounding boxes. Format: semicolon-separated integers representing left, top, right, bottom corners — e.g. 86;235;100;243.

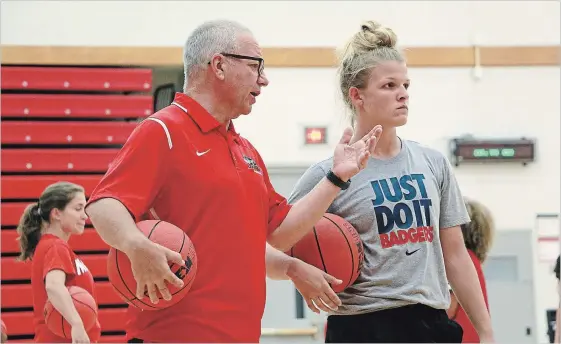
87;93;291;343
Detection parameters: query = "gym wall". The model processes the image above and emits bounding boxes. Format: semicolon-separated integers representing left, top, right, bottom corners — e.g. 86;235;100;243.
2;1;560;343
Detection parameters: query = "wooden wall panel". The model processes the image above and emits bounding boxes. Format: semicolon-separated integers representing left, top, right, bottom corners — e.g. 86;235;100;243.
1;45;559;67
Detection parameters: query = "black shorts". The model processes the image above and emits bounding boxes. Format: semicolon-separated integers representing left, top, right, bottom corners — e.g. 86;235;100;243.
325;303;463;343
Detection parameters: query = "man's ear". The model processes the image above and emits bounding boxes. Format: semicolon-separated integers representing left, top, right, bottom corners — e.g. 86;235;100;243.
209;54;226;81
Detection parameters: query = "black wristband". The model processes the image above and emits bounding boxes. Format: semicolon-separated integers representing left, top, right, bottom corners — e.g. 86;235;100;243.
326;169;351;190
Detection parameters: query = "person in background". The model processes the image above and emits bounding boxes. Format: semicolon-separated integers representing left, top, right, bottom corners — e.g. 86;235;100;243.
17;181;98;343
447;198;495;343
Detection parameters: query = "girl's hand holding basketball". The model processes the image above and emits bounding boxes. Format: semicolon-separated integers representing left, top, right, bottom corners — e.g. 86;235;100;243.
332;125;382;182
70;323;90;344
123;238;186;304
287;259;343;314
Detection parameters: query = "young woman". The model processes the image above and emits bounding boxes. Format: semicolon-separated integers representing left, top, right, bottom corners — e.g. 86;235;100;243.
288;21;494;343
17;181;100;343
447;198;495;343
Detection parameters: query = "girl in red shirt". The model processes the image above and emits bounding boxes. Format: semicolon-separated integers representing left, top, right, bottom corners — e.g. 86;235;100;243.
447;198;495;343
16;181;100;343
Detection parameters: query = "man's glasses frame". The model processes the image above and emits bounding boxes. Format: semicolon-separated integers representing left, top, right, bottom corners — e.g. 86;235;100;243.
209;52;265;78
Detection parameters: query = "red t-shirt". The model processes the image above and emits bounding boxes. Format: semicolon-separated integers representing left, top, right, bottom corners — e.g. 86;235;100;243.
453;249;490;343
86;93;291;343
32;234;101;343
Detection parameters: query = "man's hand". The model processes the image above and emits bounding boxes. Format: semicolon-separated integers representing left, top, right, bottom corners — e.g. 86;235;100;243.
332;125;382;181
287;259;343;314
123;238;186;304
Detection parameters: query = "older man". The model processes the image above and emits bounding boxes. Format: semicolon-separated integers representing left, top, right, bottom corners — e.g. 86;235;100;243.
86;19;381;343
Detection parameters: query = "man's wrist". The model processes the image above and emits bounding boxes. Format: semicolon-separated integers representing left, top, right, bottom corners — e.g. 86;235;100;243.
285;257;301;280
326;169;351;189
330;167;350;182
120;234;148;255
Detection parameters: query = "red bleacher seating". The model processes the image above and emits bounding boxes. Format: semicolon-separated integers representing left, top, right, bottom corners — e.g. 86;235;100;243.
1;228;108;253
1;66;152;92
2;175;102;199
1;65;153;342
2;121;139;145
1;94;152;118
2;148;121;173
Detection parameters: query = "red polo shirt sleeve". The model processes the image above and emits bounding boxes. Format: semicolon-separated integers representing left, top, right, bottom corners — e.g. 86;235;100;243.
253;150;292;234
87;118;170;221
42;242;75;280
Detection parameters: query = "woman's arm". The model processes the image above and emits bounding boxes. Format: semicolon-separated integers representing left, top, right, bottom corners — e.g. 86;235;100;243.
45;270;86;329
441;226;494;342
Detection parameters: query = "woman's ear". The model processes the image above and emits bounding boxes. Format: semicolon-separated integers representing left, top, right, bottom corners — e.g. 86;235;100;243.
50;208;62;222
349;87;364;108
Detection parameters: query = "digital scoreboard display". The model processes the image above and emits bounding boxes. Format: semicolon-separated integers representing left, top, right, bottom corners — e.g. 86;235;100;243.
450;137;535;166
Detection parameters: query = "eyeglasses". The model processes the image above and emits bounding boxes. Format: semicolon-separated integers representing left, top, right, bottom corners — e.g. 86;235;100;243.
209;52;265;78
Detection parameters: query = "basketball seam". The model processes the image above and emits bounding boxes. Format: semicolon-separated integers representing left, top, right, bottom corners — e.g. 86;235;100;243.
324;215;355;288
112;281;137;302
312;227;328;274
44;306;54;336
72;297;98;316
178;233;186;253
61;311;66;338
147;220;162;239
114;248;157;310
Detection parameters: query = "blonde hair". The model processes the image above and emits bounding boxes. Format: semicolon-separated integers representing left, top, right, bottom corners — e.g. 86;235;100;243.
16;181;84;261
461;198;495;263
337;21;405;125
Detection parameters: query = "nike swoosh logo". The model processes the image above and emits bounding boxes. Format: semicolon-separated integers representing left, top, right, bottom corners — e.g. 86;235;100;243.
405;248;420;256
196;149;210;156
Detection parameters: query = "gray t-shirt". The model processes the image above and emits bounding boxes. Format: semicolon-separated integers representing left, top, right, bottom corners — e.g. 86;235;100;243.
288;139;470;315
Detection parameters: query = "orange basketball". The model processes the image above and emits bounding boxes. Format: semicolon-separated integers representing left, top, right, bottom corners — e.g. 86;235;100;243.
107;220;198;310
288;213;364;293
44;286;97;338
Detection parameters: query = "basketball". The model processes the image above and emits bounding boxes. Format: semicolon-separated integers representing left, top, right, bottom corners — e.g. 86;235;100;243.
107;220;198;310
43;286;97;338
288;213;364;293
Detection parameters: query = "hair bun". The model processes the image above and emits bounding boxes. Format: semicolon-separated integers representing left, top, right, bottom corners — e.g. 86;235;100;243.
359;20;398;50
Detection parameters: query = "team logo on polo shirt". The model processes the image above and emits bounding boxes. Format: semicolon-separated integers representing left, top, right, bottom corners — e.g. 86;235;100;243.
243;156;262;175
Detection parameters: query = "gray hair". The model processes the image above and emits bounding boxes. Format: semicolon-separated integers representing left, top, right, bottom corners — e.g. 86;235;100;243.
183;19;252;91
